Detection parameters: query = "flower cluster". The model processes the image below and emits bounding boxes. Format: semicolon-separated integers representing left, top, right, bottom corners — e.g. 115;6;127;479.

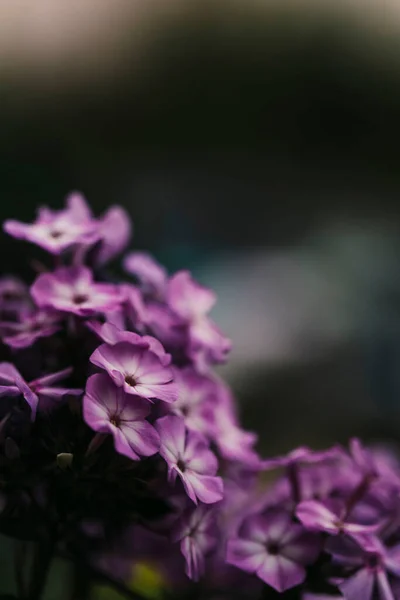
1;193;400;600
0;192;261;598
227;440;400;599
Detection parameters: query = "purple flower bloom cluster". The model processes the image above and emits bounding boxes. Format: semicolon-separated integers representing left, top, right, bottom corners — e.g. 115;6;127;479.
2;193;400;600
0;192;261;599
227;440;400;599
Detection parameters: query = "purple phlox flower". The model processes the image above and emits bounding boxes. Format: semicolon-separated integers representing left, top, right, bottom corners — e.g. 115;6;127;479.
0;307;61;349
0;363;82;420
120;283;148;331
326;533;400;600
167;271;231;368
227;508;321;592
3;192;99;255
172;504;218;581
296;499;381;537
83;373;160;461
31;266;122;317
145;301;187;350
171;367;217;435
262;445;343;471
349;438;400;491
88;322;171;367
90;338;176;402
220;469;264;537
156;415;223;504
211;381;261;467
124;251;168;299
94;205;132;266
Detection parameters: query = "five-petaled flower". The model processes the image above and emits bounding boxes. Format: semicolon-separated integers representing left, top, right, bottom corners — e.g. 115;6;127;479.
156;415;223;505
227;509;321;592
31;266;122;317
90;339;177;403
172;504;218;581
83;373;160;461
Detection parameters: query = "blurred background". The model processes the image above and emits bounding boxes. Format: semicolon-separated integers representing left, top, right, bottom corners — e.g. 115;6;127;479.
1;0;400;461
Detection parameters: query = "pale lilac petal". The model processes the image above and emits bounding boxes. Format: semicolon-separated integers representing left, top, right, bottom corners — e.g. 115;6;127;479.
181;537;205;581
0;385;20;397
34;367;73;387
123;251;167;297
96;206;132;265
66;191;92;220
376;571;395;600
257;555;305;592
168;271;216;319
185;442;219;476
184;472;223;504
227;539;266;573
119;420;159;457
296;500;337;533
339;568;374;600
132;382;177;403
0;362;24;385
112;427;141;460
83;374;118;425
386;544;400;577
156;415;186;461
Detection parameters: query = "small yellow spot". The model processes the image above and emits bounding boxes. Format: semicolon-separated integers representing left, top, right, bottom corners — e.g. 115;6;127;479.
130;562;166;599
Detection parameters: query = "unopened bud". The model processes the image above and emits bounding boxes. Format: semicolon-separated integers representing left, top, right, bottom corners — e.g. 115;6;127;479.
57;452;73;469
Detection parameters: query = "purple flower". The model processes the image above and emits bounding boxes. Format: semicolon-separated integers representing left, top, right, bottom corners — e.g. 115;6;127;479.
349;438;400;490
88;322;171;367
94;206;132;266
171;367;217;435
4;192;98;255
83;373;160;461
167;271;231;368
0;363;82;419
296;500;380;536
124;251;167;299
156;415;223;504
212;383;260;467
172;504;218;581
327;534;400;600
0;307;61;349
227;509;321;592
262;446;342;471
90;339;177;403
31;266;122;316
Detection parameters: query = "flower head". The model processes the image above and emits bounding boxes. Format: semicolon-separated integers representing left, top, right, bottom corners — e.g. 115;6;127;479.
90;339;177;402
156;415;223;504
327;534;400;600
4;192;98;254
227;509;321;592
172;504;218;581
31;266;122;316
167;271;231;369
83;373;160;461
